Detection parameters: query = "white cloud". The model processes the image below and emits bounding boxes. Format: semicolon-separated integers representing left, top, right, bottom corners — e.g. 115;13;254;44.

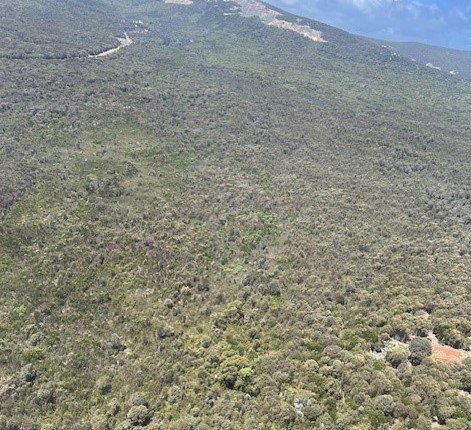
338;0;387;10
277;0;300;5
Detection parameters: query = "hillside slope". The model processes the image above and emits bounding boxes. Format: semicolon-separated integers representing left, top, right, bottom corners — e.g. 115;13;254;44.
0;0;125;58
1;0;470;429
371;39;471;80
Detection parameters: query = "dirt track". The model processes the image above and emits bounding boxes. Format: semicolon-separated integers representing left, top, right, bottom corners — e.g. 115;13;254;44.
89;33;133;58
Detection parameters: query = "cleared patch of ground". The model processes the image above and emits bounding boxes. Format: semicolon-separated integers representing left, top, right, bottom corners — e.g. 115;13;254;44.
426;62;441;71
428;332;469;363
268;18;325;42
432;343;463;362
164;0;193;4
369;326;470;364
225;0;326;42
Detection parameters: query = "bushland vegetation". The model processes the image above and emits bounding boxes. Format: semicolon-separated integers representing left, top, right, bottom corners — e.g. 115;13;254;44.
0;0;470;428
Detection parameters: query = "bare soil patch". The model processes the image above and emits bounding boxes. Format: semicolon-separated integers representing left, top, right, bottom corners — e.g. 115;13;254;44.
164;0;193;4
428;331;469;363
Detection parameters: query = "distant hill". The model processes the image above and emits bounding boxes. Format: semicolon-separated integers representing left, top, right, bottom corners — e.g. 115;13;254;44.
371;39;471;79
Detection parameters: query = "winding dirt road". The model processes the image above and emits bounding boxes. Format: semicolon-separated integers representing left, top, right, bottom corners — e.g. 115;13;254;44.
89;33;133;58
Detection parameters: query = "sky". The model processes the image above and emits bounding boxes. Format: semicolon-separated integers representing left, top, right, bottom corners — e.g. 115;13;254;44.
265;0;471;50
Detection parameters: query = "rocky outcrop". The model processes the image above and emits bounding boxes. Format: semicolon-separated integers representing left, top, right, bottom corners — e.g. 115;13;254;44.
226;0;326;42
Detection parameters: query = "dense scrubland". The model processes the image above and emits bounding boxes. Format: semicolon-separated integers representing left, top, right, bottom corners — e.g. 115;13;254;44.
0;0;470;429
